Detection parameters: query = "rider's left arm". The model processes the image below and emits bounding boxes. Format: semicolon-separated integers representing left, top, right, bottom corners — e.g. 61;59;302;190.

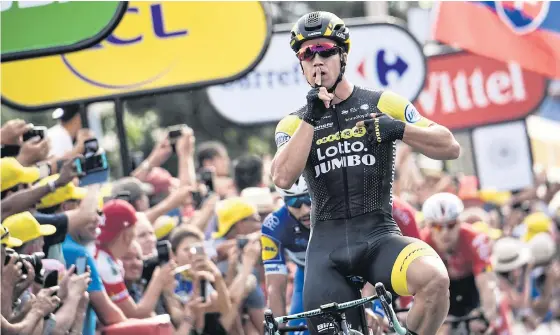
401;124;460;160
475;272;500;321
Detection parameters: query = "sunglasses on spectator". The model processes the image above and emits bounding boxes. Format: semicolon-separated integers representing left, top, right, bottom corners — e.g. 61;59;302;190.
296;42;340;61
285;194;312;209
431;220;459;232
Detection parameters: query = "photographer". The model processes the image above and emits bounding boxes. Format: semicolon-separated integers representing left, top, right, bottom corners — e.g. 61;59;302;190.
1;119;50;166
95;199;177;318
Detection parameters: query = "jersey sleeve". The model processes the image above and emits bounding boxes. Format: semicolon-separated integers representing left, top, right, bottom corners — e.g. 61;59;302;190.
466;229;493;276
275;114;302;149
377;90;434;128
261;213;287;275
392;198;421;239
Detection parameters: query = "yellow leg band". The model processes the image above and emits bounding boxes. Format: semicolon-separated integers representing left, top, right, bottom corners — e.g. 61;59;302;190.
390;241;439;296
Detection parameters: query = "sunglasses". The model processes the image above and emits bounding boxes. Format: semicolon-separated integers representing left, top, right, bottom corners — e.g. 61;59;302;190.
296;42;340;61
285;194;312;209
432;221;459;232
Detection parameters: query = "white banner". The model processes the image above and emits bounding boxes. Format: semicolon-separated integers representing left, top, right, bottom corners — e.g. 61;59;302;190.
472;121;534;192
207;23;426;125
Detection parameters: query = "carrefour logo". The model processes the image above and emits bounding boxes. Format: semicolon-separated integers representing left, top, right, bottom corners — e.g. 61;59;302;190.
495;1;550;35
357;49;409;87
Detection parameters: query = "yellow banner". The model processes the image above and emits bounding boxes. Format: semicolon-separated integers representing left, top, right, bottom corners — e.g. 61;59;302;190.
1;1;271;110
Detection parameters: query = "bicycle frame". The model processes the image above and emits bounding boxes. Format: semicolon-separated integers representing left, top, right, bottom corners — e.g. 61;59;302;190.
264;283;408;335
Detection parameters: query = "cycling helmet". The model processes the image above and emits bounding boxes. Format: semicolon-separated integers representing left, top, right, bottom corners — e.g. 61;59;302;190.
422;192;464;223
275;176;308;197
290;11;350;93
290;11;351;53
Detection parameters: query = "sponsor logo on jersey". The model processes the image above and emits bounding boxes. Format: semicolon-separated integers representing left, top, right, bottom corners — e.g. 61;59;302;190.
315;126;366;145
345;114;367;122
314;140;376;177
261;235;280;261
262;215;280;231
275;132;290;147
264;263;287;274
314;122;333;131
360;104;369;110
404;103;422;123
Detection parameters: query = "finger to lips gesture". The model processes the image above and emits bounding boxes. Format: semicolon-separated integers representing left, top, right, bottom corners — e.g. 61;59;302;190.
315;67;334;108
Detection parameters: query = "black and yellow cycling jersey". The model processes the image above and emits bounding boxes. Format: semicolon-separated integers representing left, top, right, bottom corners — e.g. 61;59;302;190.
275;86;433;222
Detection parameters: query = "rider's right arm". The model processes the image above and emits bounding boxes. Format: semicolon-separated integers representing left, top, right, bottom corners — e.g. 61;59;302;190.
266;273;289;318
271;113;314;189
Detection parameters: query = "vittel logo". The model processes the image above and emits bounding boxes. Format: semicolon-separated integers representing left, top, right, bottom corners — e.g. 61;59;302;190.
314;141;375;178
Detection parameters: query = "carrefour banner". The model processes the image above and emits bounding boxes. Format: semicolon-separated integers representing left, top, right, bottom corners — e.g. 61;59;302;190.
1;1;272;110
207;22;426;125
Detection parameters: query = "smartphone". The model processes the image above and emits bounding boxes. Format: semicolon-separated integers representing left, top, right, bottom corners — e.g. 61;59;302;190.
43;270;58;288
189;244;204;255
200;169;214;193
156;240;171;264
74;152;108;175
167;125;186;142
191;191;203;209
200;279;207;303
22;125;47;142
76;256;87;275
83;138;99;157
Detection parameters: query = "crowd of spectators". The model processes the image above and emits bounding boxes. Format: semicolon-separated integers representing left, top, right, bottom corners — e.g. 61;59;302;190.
1;108;559;335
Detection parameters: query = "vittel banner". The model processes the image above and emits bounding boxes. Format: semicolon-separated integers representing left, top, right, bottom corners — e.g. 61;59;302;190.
208;22;426;125
415;51;548;130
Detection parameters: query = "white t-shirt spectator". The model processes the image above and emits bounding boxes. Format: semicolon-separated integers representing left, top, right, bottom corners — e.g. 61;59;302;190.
47;124;73;157
95;247;130;303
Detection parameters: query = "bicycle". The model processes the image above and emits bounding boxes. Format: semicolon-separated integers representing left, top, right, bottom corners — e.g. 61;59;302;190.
264;282;408;335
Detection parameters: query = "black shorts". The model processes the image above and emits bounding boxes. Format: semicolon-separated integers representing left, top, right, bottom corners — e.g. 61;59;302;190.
448;275;480;317
303;212;439;334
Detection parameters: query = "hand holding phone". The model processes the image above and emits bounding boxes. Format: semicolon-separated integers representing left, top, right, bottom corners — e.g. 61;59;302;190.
199;168;214;193
75;256;87;275
22;125;47;142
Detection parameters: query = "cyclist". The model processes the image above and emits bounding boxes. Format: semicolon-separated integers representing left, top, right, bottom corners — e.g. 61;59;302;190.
420;192;512;334
270;11;461;335
262;176;311;335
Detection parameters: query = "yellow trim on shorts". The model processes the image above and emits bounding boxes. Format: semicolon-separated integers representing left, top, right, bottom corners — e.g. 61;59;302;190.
391;241;439;296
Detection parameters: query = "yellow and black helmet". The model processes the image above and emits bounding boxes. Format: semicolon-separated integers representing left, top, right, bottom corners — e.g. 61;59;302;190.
290;11;350;53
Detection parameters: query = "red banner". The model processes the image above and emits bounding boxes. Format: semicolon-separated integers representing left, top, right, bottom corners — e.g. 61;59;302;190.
415;52;547;130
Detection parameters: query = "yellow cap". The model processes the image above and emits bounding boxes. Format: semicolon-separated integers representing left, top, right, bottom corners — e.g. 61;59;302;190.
1;225;22;247
522;212;552;242
1;157;40;192
213;197;258;239
471;221;502;240
3;212;56;244
479;189;512;206
154;215;178;240
36;174;88;209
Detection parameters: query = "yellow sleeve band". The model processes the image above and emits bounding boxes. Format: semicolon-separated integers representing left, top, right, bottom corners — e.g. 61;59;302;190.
377;91;433;128
275;115;302;148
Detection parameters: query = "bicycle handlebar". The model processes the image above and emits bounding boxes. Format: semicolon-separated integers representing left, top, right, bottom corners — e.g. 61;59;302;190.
264;283;408;335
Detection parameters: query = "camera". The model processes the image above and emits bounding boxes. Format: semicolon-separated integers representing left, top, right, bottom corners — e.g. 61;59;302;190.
4;249;45;283
22;125;47;142
83;138;99;158
166;124;187;153
199;168;214;193
74;151;108;175
141;240;171;282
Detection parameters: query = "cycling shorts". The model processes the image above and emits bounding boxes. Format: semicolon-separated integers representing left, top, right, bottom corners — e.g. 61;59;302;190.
448;274;480;317
288;265;308;335
303;212;439;334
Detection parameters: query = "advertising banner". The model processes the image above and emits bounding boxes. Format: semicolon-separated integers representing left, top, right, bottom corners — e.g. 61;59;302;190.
415;52;548;131
472;120;534;191
1;1;271;110
1;1;126;61
207;22;426;125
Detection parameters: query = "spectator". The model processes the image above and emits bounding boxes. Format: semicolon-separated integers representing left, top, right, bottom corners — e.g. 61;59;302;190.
527;233;559;321
196;141;231;178
241;187;277;219
3;211;55;256
35;174;88;214
111;177;153;212
212;197;265;334
96;199;177;319
233;154;263;193
1;157;40;200
135;212;158;257
170;225;234;333
47;105;86;157
62;186;126;335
